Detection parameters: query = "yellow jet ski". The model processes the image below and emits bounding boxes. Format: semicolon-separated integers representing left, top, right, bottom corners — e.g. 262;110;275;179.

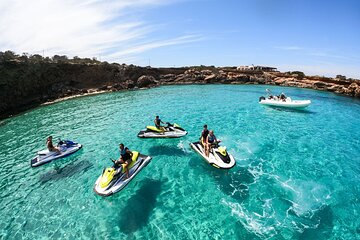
137;122;187;138
93;151;152;196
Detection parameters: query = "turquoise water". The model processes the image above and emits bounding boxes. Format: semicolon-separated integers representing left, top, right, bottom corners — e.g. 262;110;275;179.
0;85;360;239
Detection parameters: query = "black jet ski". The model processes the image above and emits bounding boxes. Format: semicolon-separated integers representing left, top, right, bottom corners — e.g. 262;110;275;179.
31;140;82;167
93;151;152;196
137;122;187;138
190;141;236;169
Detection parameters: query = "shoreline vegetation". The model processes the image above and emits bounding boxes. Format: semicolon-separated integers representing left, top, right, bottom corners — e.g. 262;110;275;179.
1;50;360;120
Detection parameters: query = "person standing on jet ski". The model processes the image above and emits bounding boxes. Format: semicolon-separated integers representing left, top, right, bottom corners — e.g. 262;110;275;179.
115;143;133;179
200;124;209;146
205;130;218;157
46;136;60;154
154;116;166;132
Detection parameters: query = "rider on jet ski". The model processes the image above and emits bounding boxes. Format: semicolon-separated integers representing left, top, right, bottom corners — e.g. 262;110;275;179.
200;124;209;146
205;130;218;157
154;116;166;132
114;143;133;179
46;136;60;154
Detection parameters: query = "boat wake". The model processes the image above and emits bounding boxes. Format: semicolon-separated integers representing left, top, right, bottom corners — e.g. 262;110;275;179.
221;168;333;239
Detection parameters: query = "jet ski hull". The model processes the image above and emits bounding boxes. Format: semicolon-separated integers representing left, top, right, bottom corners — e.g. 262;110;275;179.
190;142;236;169
30;142;82;167
137;130;187;138
137;124;187;138
93;154;152;196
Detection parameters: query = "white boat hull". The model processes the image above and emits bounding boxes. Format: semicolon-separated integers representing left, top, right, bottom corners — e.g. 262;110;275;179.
259;99;311;108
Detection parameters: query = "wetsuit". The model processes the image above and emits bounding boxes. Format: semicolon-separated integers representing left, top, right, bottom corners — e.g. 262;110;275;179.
201;129;209;145
155;119;162;129
120;147;132;163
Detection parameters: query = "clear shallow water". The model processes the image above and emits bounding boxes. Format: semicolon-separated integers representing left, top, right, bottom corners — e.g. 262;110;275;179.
0;85;360;239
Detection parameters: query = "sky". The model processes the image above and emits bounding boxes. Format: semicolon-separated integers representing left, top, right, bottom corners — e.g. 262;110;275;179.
0;0;359;78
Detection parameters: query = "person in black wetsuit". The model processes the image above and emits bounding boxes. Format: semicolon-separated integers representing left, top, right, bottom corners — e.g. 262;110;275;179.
200;124;209;146
205;130;217;157
154;116;166;132
115;143;133;179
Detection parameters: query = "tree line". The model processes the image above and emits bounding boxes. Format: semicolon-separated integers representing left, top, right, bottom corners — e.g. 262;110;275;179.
0;50;102;64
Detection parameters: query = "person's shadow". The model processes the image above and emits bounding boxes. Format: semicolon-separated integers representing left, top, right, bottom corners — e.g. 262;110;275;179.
118;178;162;235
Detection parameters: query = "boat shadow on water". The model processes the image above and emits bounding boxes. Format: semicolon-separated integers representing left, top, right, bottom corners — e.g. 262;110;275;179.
265;106;315;114
39;160;93;183
118;178;163;235
147;145;187;157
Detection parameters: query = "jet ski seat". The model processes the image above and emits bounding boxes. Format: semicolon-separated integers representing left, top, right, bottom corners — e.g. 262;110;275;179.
38;150;50;155
121;151;139;173
146;126;162;132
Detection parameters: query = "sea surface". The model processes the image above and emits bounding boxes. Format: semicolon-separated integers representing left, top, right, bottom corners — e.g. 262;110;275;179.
0;85;359;240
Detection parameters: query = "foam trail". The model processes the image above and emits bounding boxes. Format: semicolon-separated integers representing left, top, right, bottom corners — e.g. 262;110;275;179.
222;199;278;239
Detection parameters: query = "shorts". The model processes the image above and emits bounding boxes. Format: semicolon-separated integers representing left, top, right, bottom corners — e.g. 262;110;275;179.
122;154;132;164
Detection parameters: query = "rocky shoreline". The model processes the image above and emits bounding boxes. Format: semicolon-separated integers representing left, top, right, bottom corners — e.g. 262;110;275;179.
1;61;359;120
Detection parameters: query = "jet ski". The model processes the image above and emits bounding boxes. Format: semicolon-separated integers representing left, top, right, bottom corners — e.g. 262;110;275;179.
137;122;187;138
93;151;152;196
190;141;236;169
31;140;82;167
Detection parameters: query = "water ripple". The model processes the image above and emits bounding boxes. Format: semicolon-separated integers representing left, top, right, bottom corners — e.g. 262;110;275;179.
0;85;359;239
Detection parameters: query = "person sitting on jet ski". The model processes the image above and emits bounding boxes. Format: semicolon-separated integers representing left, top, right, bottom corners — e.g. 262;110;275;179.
154;116;166;132
200;124;209;146
46;136;60;154
115;143;133;179
205;130;218;157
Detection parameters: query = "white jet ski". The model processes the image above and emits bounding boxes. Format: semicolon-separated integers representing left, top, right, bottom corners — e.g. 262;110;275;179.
31;140;82;167
259;90;311;109
93;151;152;196
190;141;236;169
137;122;187;138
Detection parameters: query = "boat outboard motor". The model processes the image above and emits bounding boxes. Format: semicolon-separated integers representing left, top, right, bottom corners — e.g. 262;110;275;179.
259;96;266;102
